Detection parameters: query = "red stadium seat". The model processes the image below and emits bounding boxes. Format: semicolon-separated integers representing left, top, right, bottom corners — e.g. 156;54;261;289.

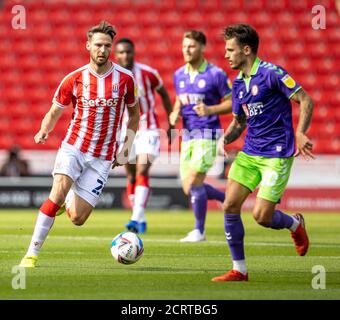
0;0;338;154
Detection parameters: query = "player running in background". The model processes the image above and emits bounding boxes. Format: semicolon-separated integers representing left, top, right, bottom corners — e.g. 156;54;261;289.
170;30;232;242
20;22;139;268
115;38;173;234
212;24;314;282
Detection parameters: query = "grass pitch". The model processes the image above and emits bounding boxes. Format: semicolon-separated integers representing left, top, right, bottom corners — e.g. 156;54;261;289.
0;210;339;300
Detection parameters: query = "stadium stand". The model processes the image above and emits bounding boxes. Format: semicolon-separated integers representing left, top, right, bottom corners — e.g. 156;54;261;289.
0;0;339;153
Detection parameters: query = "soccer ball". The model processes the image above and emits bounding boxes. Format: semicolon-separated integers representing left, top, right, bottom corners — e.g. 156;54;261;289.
111;232;144;265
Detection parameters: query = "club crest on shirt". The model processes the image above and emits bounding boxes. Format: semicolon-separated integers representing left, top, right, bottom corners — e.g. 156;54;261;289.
251;84;259;96
198;79;206;88
281;74;296;89
179;81;185;88
238;91;243;99
112;83;119;93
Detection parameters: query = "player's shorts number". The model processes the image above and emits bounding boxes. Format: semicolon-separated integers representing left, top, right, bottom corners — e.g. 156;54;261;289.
92;179;104;195
149;135;159;146
261;170;279;187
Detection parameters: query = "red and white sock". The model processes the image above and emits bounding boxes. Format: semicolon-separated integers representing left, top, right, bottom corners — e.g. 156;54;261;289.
131;175;150;223
26;199;61;257
126;180;136;207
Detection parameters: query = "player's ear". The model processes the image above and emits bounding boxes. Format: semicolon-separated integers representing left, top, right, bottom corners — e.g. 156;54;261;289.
86;40;91;51
243;45;252;56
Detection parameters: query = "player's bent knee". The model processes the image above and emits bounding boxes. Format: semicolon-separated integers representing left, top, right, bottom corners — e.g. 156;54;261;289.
253;210;271;227
70;215;86;226
223;199;241;214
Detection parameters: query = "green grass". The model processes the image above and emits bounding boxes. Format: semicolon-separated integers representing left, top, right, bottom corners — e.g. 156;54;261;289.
0;210;340;300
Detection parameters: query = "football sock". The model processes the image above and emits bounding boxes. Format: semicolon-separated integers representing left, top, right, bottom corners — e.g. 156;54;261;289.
26;199;61;257
126;180;136;207
131;175;149;223
224;213;246;273
190;185;207;234
269;210;299;231
204;183;225;203
233;259;247;275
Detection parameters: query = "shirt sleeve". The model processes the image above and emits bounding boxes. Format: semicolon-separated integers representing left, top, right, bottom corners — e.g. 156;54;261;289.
149;69;163;91
53;75;74;108
267;66;301;99
173;72;179;96
125;75;138;107
232;82;244;117
215;70;232;100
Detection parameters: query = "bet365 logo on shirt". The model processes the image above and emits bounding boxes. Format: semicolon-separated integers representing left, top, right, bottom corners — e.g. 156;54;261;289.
242;102;264;118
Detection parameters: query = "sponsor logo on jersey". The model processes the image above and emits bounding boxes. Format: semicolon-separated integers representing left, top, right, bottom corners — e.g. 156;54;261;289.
179;93;205;105
281;74;296;89
242;102;264;118
81;97;119;107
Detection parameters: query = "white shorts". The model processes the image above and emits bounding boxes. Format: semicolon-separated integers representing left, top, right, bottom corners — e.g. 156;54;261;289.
52;142;112;207
120;129;160;163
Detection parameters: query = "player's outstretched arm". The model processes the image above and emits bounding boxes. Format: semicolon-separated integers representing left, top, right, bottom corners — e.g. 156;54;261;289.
193;95;232;117
112;103;140;168
291;88;315;160
34;103;64;144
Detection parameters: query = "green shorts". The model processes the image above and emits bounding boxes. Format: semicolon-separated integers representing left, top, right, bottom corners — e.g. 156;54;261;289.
180;139;217;180
228;151;294;203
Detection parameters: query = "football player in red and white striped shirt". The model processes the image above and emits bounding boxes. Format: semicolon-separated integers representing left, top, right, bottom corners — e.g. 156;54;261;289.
20;22;140;268
115;38;173;234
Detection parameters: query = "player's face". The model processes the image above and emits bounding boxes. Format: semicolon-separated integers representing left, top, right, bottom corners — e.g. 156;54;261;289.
115;43;134;70
225;38;247;70
182;38;204;64
87;33;113;67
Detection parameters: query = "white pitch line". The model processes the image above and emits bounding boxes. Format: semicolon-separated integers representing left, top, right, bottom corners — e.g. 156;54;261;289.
1;234;340;249
1;250;340;259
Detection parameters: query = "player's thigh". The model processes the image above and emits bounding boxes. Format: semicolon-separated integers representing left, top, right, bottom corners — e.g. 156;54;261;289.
50;143;83;204
223;178;251;213
257;157;294;203
136;154;153;176
228;151;262;194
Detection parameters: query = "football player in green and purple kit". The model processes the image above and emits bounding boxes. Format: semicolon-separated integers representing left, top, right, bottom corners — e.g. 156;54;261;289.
170;30;232;242
212;24;314;282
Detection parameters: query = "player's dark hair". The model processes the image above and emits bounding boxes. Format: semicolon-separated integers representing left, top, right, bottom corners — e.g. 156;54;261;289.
183;30;207;45
115;38;135;49
223;24;259;54
87;21;116;41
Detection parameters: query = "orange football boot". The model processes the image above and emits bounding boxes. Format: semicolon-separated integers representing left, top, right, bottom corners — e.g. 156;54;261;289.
212;269;248;282
290;213;309;256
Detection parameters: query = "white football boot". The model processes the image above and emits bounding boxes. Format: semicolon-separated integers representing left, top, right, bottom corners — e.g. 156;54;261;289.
180;229;206;242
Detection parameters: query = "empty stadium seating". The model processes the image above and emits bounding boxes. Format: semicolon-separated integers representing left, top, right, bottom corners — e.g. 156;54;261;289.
0;0;339;153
